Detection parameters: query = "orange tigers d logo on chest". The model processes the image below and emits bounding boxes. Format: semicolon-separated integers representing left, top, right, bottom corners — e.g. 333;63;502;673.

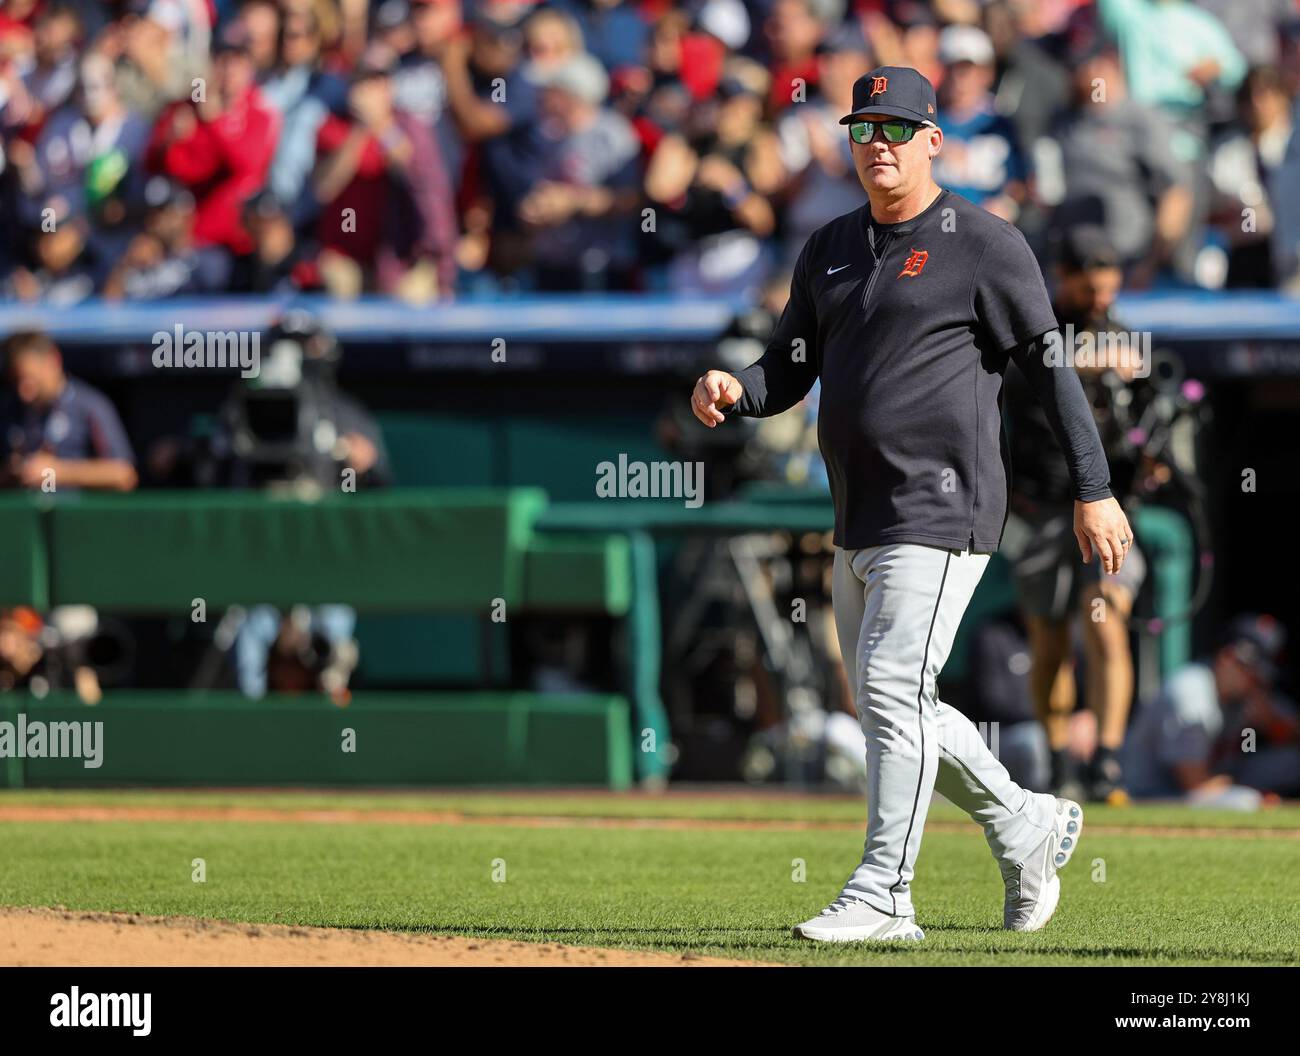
898;249;929;278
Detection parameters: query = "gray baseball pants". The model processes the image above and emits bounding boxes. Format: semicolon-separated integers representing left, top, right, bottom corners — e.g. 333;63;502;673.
831;543;1055;918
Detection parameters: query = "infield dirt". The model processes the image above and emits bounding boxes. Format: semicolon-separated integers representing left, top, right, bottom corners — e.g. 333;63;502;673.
0;906;769;967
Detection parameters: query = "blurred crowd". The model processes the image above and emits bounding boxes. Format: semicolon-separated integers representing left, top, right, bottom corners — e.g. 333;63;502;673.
2;0;1300;304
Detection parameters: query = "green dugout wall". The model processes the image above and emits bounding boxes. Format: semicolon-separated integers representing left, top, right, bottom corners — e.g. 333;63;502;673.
0;692;632;789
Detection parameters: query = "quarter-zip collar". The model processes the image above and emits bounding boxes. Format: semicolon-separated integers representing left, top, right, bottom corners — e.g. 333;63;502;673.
862;187;950;243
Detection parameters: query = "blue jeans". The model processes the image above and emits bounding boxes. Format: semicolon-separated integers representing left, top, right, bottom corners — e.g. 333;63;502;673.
234;604;356;698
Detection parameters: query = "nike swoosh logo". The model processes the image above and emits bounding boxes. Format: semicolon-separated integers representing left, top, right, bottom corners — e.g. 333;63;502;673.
826;264;852;275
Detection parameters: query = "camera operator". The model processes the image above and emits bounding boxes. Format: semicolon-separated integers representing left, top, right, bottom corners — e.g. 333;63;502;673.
1002;226;1155;803
197;310;388;702
201;310;390;492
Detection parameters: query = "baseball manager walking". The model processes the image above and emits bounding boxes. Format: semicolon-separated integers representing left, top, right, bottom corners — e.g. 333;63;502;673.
691;66;1133;941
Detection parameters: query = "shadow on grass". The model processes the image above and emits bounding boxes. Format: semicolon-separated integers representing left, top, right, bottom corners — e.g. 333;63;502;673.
353;924;941;958
304;921;1300;965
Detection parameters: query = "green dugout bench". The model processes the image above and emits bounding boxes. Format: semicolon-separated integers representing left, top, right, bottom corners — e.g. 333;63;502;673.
0;489;642;788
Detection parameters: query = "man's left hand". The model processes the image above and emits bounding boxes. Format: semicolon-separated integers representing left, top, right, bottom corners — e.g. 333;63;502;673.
1074;496;1133;575
17;453;60;489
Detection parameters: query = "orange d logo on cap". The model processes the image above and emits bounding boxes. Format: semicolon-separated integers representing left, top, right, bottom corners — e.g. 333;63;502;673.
840;66;938;126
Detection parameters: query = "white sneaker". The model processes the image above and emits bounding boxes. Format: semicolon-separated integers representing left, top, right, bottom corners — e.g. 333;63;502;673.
1002;796;1083;932
792;895;925;943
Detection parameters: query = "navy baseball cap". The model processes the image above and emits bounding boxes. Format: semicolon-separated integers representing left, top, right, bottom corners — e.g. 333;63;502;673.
1058;225;1121;272
213;21;252;55
839;65;938;126
1221;614;1286;685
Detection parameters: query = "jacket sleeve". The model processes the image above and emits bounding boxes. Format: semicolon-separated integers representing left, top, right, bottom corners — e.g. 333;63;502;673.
210;102;279;186
146;104;223;185
729;243;819;417
1008;334;1113;503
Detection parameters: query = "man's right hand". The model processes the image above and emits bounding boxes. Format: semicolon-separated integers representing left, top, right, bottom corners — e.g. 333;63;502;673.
691;370;744;427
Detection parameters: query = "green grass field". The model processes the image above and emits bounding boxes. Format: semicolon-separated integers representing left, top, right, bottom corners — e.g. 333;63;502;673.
2;788;1298;966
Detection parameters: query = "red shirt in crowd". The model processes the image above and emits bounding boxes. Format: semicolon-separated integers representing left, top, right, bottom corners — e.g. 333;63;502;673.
145;86;280;255
313;110;457;295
